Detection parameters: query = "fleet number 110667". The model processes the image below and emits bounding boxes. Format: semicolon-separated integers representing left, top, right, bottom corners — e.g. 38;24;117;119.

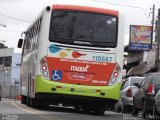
92;56;112;62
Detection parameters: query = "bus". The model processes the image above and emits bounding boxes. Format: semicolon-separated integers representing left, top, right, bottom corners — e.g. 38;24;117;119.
18;4;124;115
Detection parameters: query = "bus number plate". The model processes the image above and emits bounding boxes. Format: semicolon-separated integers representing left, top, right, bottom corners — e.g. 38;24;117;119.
72;74;86;80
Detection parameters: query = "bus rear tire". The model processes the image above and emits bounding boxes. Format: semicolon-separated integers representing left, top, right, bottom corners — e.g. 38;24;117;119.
29;98;38;108
82;105;92;114
93;105;106;115
21;95;27;104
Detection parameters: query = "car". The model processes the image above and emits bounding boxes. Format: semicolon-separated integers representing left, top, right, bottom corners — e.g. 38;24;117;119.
115;76;144;113
132;73;160;118
153;85;160;116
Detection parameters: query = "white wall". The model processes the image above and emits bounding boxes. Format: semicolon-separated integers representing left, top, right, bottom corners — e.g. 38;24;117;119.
0;48;14;57
11;53;21;85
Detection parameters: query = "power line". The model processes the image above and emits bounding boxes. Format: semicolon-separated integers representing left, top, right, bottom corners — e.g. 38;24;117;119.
0;13;31;23
0;25;152;33
91;0;149;9
0;29;22;32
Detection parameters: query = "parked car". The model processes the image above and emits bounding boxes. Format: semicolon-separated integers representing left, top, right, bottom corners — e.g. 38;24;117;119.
132;73;160;118
115;76;144;113
153;85;160;116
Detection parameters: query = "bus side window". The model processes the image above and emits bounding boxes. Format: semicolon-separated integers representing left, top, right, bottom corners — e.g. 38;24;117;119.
23;39;28;55
22;39;26;56
32;25;37;50
26;40;30;54
29;30;32;53
31;28;35;52
35;18;42;49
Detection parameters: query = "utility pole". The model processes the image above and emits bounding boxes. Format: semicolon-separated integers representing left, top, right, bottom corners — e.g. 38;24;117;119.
0;40;6;100
157;9;160;71
0;23;6;101
151;4;155;47
156;20;159;69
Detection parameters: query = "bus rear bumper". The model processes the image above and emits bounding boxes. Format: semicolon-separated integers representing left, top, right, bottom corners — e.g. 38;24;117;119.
35;92;117;107
35;75;121;104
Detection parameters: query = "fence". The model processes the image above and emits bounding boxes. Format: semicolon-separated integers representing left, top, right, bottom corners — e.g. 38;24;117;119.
1;85;19;99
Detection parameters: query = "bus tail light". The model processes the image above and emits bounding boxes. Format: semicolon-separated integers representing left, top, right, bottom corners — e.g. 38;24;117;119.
109;64;120;86
40;57;50;80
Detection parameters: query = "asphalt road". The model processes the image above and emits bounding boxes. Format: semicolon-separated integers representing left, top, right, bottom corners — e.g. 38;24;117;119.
0;99;146;120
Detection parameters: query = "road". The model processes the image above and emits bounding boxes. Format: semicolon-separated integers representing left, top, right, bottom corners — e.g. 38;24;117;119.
0;99;145;120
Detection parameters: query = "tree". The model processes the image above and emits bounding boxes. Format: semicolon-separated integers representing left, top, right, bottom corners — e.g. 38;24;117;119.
0;43;8;49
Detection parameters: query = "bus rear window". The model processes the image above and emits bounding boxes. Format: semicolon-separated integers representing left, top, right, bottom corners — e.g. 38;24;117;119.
49;10;118;48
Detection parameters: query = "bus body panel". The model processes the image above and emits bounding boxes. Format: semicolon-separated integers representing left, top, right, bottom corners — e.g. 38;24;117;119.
46;57;116;86
20;50;37;97
45;46;118;86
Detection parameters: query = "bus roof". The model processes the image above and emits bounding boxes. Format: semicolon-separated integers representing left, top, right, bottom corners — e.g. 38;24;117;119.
52;4;119;16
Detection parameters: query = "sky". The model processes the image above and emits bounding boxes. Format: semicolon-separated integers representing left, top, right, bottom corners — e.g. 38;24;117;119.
0;0;160;52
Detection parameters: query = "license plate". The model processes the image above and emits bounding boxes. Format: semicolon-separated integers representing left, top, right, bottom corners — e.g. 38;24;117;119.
72;74;86;80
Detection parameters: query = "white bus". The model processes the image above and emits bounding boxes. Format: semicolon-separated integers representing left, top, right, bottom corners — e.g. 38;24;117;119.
18;3;124;115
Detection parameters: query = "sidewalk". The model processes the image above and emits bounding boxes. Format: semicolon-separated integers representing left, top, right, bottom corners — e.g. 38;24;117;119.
0;97;20;102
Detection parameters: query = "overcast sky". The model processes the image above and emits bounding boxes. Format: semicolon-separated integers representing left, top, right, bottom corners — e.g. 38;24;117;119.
0;0;160;52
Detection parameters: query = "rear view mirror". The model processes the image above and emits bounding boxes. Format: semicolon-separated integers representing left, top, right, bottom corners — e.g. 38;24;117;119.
18;39;23;48
133;83;140;88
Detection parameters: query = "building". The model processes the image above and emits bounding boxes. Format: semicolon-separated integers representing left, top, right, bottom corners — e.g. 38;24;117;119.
124;43;157;76
0;48;21;98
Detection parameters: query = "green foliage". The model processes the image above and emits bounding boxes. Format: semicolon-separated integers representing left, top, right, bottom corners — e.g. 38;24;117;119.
0;43;7;49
